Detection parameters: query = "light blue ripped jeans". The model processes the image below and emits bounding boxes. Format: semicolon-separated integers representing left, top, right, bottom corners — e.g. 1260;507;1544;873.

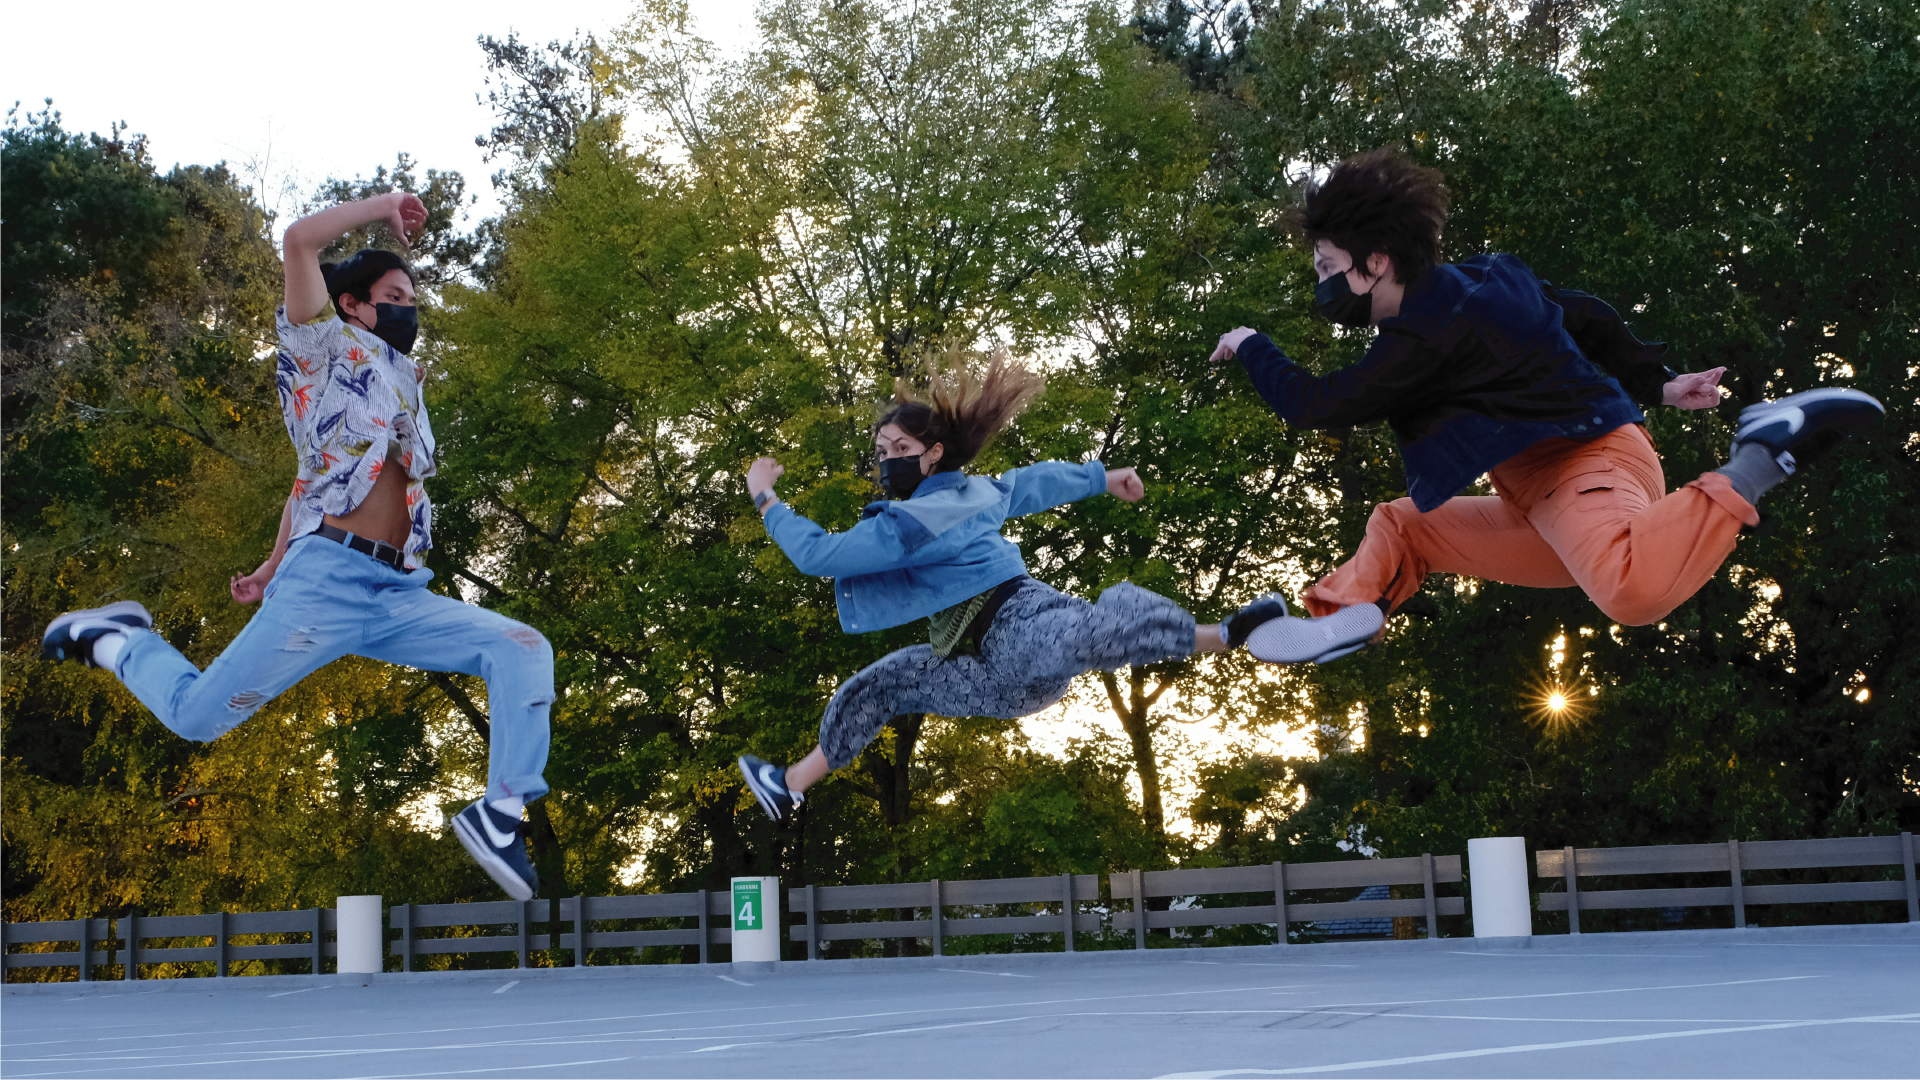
115;534;552;803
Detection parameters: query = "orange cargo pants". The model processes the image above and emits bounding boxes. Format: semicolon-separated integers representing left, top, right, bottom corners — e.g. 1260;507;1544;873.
1301;425;1760;627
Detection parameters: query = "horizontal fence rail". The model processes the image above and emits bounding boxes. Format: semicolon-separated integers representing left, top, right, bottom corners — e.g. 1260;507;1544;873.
1535;832;1919;932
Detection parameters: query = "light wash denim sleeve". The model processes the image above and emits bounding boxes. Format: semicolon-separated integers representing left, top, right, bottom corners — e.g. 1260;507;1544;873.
763;502;922;578
1000;459;1107;519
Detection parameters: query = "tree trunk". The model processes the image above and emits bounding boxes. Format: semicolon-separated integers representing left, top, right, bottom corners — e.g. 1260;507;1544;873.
1100;667;1171;844
862;713;924;957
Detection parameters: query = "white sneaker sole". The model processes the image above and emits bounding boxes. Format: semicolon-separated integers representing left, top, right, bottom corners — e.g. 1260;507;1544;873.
452;812;536;901
1245;604;1385;665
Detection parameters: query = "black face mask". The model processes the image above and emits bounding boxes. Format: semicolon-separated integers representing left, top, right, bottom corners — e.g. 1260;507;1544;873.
879;455;925;500
368;303;419;354
1314;272;1375;328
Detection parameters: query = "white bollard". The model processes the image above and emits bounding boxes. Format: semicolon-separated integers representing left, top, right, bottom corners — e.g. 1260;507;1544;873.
336;895;385;973
1467;837;1532;938
730;876;781;962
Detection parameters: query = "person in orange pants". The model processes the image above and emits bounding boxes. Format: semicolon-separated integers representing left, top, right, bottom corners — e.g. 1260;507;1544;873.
1207;147;1884;663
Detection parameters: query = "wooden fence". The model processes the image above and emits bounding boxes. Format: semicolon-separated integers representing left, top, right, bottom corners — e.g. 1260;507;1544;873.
11;834;1915;980
1536;832;1918;931
788;873;1101;957
0;909;336;980
1110;854;1464;947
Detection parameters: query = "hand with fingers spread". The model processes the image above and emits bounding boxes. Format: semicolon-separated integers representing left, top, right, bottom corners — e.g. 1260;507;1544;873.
1662;366;1727;410
385;192;428;249
1209;327;1259;363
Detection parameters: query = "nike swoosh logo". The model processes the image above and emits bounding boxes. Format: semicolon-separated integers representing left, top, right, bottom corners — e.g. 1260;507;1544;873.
1738;406;1804;439
756;764;782;791
479;807;519;849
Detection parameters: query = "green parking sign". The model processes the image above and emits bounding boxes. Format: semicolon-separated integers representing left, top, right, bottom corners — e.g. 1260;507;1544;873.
733;880;762;931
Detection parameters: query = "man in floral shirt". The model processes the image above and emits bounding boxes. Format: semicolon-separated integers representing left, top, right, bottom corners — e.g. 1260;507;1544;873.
43;193;553;901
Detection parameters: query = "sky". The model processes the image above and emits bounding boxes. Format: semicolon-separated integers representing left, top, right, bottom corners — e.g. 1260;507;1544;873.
4;0;760;232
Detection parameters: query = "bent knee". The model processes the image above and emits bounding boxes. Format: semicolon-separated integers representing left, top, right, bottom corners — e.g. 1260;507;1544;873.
1590;592;1677;627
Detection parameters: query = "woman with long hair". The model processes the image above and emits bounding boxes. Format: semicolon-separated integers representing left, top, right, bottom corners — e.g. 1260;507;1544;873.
736;350;1287;819
41;194;554;900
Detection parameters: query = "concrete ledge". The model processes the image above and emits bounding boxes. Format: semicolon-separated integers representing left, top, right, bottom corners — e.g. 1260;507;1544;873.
6;919;1914;997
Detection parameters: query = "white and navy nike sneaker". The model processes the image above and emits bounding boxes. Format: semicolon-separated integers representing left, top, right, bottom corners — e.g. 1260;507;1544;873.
451;798;538;901
1246;602;1385;665
738;755;803;822
1733;388;1885;471
1223;593;1289;649
41;601;153;668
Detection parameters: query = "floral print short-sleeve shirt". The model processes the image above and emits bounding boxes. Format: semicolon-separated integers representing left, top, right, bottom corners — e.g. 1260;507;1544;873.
275;304;437;568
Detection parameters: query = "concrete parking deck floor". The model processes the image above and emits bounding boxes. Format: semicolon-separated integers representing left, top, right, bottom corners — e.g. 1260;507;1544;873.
5;925;1917;1078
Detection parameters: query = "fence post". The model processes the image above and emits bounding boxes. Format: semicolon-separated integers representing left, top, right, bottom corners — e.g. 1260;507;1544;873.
1564;846;1582;935
214;911;228;977
1422;853;1440;940
930;880;944;958
397;904;414;973
806;884;820;961
696;889;710;964
1901;833;1917;923
1728;839;1747;929
517;900;530;969
574;895;588;968
1272;862;1290;946
1131;869;1147;950
123;914;138;980
311;908;325;975
1060;873;1076;953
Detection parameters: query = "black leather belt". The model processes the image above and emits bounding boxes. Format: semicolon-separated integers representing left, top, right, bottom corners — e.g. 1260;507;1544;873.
956;575;1031;656
311;523;407;572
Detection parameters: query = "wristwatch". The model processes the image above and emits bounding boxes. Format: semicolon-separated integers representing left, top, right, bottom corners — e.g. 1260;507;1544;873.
753;490;777;512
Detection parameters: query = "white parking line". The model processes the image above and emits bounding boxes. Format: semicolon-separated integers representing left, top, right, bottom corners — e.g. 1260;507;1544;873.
716;975;753;987
346;1057;630;1078
1155;1011;1920;1078
491;982;518;995
938;968;1033;978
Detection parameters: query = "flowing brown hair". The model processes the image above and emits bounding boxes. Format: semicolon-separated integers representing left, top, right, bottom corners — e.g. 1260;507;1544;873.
874;345;1046;474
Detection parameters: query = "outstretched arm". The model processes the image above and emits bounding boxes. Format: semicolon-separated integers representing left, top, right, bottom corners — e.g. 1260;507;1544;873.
282;194;426;324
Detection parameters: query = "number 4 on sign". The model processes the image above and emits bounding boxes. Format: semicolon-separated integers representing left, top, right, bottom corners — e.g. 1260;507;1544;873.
739;902;756;927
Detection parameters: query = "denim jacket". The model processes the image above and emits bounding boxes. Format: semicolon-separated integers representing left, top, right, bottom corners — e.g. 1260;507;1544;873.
1237;254;1676;512
763;460;1108;633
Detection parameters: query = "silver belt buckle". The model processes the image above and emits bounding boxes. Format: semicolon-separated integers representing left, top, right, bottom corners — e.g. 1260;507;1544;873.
372;538;403;567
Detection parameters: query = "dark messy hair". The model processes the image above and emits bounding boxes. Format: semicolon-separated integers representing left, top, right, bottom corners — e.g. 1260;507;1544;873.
320;248;416;312
874;345;1047;474
1284;146;1450;285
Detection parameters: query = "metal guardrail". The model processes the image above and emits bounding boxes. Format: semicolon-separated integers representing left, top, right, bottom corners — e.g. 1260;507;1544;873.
1536;832;1919;931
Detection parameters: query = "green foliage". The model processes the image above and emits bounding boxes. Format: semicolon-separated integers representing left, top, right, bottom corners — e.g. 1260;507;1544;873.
3;0;1914;949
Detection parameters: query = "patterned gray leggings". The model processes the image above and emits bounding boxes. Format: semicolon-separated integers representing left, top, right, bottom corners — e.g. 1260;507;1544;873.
819;580;1196;769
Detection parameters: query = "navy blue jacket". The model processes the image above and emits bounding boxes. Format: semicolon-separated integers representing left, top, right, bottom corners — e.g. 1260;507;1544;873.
1237;254;1676;512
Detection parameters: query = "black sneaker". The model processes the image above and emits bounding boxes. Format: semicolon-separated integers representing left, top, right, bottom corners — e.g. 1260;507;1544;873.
738;755;803;822
41;601;153;667
1733;388;1884;469
451;798;538;901
1246;603;1385;665
1223;594;1289;648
